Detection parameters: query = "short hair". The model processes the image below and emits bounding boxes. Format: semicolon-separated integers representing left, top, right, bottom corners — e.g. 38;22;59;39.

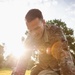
25;9;43;22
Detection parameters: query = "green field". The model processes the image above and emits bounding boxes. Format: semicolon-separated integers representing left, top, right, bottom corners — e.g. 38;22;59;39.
0;68;30;75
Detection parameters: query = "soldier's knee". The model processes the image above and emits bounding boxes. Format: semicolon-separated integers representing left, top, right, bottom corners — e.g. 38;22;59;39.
30;65;42;75
30;70;38;75
38;70;59;75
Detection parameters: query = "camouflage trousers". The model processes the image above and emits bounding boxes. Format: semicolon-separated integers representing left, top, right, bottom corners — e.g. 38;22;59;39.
30;53;60;75
38;70;59;75
30;65;59;75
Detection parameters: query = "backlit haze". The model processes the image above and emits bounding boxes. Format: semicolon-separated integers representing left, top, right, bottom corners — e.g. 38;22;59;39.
0;0;75;59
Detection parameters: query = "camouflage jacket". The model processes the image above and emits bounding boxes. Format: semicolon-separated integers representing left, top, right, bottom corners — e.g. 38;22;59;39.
16;25;75;75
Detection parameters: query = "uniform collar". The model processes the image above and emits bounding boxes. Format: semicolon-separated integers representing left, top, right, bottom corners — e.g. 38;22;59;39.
43;26;49;43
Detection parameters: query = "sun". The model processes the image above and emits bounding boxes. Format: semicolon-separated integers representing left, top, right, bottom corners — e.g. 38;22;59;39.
12;50;24;59
4;41;29;60
10;44;25;59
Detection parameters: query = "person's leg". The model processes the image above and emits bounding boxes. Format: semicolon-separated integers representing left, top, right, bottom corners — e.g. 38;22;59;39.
38;69;59;75
30;64;43;75
30;53;50;75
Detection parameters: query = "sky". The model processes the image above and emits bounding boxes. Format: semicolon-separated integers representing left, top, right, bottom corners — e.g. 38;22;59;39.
0;0;75;58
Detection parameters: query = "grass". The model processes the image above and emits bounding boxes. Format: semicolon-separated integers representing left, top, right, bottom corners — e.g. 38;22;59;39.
0;68;30;75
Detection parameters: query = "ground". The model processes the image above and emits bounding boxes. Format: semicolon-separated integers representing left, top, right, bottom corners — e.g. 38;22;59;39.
0;68;30;75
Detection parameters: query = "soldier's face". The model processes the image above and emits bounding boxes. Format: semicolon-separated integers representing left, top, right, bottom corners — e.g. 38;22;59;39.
26;18;45;40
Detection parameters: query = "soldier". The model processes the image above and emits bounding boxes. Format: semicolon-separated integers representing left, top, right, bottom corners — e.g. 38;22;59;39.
11;9;75;75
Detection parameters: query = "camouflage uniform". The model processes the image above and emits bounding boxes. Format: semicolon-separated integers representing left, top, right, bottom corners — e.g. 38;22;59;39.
15;25;75;75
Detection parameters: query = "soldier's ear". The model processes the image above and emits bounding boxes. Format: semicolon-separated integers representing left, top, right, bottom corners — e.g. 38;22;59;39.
42;19;46;25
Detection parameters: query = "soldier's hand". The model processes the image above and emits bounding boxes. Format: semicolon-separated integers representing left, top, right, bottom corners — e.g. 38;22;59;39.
11;68;19;75
11;68;25;75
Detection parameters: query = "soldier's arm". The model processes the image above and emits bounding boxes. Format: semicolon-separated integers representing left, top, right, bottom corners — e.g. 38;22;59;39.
50;27;75;75
11;36;34;75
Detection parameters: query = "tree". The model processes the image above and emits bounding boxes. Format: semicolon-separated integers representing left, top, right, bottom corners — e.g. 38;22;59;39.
46;19;75;57
0;43;4;68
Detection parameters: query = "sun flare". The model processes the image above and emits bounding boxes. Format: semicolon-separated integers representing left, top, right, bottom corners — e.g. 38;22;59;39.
12;50;24;59
4;42;26;59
